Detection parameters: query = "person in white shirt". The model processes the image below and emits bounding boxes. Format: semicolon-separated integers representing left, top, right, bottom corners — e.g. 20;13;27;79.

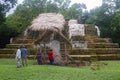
15;47;22;68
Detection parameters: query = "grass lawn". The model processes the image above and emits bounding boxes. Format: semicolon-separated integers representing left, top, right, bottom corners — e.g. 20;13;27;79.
0;59;120;80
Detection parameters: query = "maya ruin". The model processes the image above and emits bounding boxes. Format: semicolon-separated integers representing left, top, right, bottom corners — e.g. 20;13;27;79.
0;13;120;66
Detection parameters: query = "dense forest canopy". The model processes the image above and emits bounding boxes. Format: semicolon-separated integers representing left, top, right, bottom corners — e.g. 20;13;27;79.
0;0;120;48
0;0;17;48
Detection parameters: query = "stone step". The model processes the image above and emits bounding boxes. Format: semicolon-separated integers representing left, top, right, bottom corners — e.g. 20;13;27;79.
70;48;120;55
0;49;16;54
70;54;119;60
14;39;34;44
93;38;112;43
70;55;91;61
70;54;117;57
6;44;34;49
0;49;37;54
0;54;36;59
1;48;119;55
88;43;119;48
70;54;93;57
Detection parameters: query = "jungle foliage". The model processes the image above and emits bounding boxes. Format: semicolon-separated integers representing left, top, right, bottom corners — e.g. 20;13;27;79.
86;0;120;45
0;0;120;48
0;0;17;48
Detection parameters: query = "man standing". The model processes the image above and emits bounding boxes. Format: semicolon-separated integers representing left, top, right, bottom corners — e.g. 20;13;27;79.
21;45;27;66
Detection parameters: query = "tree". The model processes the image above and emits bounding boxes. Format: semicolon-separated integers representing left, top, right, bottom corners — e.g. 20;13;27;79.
0;0;17;23
66;3;86;19
0;0;17;48
0;23;18;48
86;0;120;45
110;10;120;44
5;0;71;34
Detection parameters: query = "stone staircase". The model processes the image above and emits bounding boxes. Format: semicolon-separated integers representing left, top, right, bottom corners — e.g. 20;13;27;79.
68;36;120;67
0;37;36;58
0;36;120;67
69;24;120;62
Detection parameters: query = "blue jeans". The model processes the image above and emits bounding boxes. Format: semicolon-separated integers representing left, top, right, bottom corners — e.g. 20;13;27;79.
49;59;54;65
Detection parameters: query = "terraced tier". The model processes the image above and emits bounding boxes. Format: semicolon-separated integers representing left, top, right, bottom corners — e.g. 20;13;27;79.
88;43;119;48
92;38;111;43
6;44;33;49
0;48;48;59
13;39;34;44
70;48;120;54
69;48;120;60
0;49;16;54
0;48;36;58
0;49;36;54
1;48;120;60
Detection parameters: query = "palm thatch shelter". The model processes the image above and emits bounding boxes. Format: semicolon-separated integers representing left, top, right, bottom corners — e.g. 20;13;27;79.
28;13;71;64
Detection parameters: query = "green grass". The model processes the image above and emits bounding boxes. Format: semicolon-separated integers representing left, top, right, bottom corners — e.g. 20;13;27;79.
0;59;120;80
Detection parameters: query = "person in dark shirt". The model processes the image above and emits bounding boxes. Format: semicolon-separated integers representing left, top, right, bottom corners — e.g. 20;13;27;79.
47;49;54;65
21;45;27;66
36;48;42;65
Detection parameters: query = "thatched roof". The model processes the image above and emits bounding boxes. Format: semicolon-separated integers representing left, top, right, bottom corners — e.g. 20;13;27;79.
29;13;65;31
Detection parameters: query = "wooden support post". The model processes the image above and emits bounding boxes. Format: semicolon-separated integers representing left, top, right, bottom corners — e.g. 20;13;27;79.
43;42;47;64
